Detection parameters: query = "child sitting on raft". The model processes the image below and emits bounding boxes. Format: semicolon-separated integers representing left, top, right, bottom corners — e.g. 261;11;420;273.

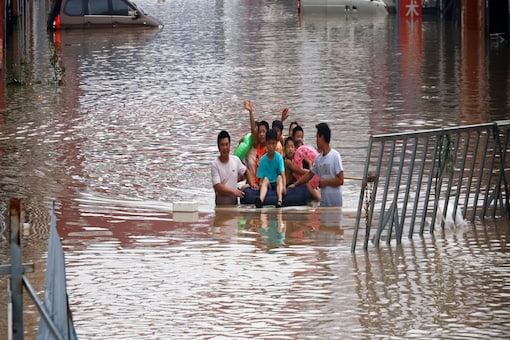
256;129;286;208
285;129;321;202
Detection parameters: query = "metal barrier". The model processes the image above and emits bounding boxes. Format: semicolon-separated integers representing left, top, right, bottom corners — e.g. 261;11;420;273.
1;199;67;340
352;120;510;252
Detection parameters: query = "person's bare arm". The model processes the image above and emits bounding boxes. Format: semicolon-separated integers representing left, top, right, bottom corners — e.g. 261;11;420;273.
243;168;258;190
289;170;314;188
285;158;307;176
280;107;289;123
319;171;344;188
243;101;259;147
213;183;245;198
284;160;294;186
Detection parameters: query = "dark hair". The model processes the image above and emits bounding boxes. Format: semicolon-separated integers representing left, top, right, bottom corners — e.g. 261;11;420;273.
315;123;331;143
292;125;303;138
258;120;269;131
272;120;284;131
284;136;294;147
265;129;278;142
289;121;299;135
217;130;230;147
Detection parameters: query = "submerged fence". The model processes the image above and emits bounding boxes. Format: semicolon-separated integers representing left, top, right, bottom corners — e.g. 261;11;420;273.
1;199;76;340
352;120;510;252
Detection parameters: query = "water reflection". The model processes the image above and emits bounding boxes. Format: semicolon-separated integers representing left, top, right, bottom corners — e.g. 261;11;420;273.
352;220;510;338
56;193;214;249
1;200;509;338
214;206;344;250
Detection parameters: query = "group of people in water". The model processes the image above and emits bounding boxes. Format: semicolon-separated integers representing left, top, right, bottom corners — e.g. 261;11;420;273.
211;101;344;208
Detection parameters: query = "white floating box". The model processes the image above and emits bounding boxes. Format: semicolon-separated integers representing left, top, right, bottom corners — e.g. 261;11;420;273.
172;201;198;212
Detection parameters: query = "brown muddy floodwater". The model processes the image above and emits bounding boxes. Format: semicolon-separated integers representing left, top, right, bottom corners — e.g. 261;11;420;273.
1;0;509;338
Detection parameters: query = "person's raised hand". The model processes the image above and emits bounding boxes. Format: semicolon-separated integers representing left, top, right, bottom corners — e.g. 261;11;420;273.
243;101;253;113
281;107;289;122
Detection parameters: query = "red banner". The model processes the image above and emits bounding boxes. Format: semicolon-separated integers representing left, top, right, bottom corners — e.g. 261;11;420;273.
398;4;423;125
400;0;422;19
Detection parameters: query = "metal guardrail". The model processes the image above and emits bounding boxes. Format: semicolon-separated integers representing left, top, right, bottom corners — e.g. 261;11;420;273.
1;199;66;340
352;120;510;252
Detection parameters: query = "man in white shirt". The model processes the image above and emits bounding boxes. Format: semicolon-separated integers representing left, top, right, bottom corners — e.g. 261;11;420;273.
211;130;255;205
289;123;344;207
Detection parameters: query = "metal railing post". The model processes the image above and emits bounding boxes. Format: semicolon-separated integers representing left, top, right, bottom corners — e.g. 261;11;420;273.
454;131;470;223
400;137;418;236
463;129;481;220
9;199;23;340
352;136;373;252
421;135;441;234
472;130;490;221
409;137;429;236
374;140;396;247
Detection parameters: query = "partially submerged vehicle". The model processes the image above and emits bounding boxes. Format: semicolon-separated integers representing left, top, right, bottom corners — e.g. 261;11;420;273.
299;0;389;15
47;0;163;30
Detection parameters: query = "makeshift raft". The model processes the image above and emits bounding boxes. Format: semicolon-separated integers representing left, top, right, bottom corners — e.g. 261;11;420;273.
240;185;311;206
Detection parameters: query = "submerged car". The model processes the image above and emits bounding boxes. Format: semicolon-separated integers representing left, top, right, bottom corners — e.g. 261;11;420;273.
47;0;163;30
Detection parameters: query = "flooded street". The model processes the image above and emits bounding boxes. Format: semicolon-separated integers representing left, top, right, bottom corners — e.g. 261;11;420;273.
1;0;509;338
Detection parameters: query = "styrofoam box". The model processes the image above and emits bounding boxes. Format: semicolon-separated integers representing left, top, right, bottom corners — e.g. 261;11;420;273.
173;201;198;212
